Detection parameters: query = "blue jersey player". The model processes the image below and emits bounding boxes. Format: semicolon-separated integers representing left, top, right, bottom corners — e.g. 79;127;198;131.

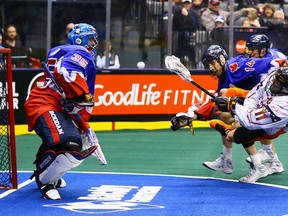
171;34;287;182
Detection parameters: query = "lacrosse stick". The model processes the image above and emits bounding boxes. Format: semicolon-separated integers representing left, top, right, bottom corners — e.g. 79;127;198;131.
165;55;215;99
43;63;107;165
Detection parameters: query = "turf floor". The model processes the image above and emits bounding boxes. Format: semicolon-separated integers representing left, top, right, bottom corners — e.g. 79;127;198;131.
16;128;288;186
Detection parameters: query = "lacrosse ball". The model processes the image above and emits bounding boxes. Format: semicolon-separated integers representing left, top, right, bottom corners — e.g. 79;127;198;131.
137;61;145;69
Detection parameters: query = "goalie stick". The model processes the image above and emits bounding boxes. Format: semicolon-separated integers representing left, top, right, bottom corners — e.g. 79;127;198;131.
43;63;107;165
165;55;215;99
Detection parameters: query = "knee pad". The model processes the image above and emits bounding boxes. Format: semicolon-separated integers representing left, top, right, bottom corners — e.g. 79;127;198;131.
241;142;254;148
34;141;96;187
233;127;265;144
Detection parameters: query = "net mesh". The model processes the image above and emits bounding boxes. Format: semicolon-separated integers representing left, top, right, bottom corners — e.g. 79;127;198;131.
0;50;15;188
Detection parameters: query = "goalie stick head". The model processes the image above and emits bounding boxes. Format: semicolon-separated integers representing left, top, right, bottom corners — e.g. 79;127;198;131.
68;23;99;58
202;45;228;79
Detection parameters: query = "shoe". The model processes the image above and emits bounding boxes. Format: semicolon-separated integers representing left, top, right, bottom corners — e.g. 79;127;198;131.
54;178;67;188
246;149;274;164
40;184;61;200
239;164;269;183
267;161;284;175
209;120;233;136
203;154;233;174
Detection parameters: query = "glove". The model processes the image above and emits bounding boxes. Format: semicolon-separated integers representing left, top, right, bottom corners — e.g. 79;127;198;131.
171;112;194;134
61;98;75;112
212;96;244;113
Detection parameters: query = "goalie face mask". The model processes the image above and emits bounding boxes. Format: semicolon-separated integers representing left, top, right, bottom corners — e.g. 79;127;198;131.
269;67;288;95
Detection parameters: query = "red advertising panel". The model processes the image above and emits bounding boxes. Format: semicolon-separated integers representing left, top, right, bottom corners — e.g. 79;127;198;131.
92;74;217;115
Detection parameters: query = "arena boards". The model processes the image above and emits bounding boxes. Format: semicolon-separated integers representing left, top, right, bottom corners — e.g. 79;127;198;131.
1;171;288;216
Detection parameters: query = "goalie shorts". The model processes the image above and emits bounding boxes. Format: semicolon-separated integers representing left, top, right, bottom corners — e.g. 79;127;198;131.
33;110;82;147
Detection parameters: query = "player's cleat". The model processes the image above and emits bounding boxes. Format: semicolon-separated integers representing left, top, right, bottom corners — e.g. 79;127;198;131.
209;120;233;136
246;149;274;164
203;154;233;174
239;164;269;183
41;184;61;200
267;161;284;175
54;178;67;188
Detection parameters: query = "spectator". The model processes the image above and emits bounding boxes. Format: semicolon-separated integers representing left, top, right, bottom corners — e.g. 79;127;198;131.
0;33;3;48
271;9;286;24
2;24;26;67
200;0;257;31
242;17;252;27
210;15;225;42
247;7;261;27
173;0;203;68
258;3;276;26
59;22;75;45
237;0;260;10
214;15;225;27
2;25;23;49
96;41;120;69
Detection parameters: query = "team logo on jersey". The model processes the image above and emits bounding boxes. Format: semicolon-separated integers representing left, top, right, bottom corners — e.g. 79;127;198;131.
245;60;255;67
244;60;256;72
229;63;239;73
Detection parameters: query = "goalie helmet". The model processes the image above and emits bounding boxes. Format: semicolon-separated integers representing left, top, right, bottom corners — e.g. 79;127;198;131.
269;67;288;95
245;34;270;57
202;45;228;78
68;23;98;58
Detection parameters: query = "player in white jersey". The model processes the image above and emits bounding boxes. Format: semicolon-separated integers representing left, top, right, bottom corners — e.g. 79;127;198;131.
211;66;288;182
203;34;285;179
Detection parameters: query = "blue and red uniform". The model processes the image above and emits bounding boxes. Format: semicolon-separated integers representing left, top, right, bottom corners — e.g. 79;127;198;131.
25;45;96;146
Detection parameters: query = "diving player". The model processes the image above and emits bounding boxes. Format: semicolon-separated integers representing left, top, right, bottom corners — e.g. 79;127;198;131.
210;66;288;181
171;40;287;182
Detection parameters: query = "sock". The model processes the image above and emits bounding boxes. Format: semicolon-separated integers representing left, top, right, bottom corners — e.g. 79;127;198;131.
262;144;272;151
250;154;261;166
223;146;232;160
262;144;275;158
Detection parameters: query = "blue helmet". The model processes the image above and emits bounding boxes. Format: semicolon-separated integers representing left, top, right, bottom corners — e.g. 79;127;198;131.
245;34;270;50
68;23;98;57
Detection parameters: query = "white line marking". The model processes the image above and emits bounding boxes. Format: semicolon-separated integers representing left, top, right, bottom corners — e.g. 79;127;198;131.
0;178;34;199
1;170;288;200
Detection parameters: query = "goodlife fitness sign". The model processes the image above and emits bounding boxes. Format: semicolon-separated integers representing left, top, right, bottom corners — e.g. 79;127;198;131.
92;74;217;115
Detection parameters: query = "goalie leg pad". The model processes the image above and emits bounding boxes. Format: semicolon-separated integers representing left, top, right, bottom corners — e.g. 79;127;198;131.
35;141;96;187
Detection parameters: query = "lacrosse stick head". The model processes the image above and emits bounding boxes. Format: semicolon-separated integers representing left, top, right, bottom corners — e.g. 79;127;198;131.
165;55;192;82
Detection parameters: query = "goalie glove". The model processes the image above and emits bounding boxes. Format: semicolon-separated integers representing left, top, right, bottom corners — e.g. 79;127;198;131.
85;128;107;165
212;96;244;115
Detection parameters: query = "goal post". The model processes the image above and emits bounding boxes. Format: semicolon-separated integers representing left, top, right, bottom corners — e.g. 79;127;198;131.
0;48;17;189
